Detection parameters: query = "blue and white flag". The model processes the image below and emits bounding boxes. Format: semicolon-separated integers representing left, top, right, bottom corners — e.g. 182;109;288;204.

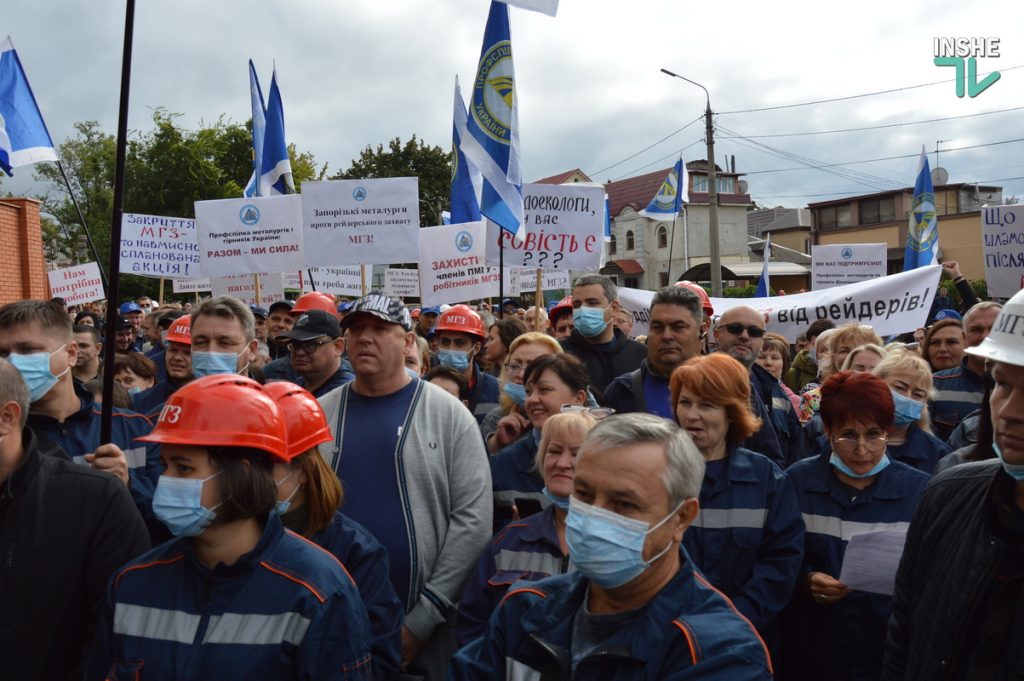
497;0;559;16
755;234;771;297
639;158;687;219
0;36;57;176
904;146;939;270
461;1;524;238
604;195;612;241
243;60;266;197
450;75;482;225
258;69;294;196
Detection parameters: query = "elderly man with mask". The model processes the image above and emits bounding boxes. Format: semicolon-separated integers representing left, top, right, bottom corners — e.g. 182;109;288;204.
450;413;773;680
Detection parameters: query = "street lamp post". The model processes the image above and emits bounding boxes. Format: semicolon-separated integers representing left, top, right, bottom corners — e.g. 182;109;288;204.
660;69;722;297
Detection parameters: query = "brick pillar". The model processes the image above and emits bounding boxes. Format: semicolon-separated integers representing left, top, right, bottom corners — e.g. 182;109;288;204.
0;198;48;305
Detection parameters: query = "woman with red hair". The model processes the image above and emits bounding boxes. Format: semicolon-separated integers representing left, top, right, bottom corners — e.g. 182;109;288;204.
781;371;930;681
671;353;805;650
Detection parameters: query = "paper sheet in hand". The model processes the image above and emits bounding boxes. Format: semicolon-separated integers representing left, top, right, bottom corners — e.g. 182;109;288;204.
839;529;908;596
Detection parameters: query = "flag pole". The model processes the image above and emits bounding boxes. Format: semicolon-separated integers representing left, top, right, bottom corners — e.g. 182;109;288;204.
253;273;262;305
100;0;136;444
307;269;317;291
55;160;108;290
666;211;678;284
158;277;165;307
360;265;367;295
498;237;505;319
534;268;543;331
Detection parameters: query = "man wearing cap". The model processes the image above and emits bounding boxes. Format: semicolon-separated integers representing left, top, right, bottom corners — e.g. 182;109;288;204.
131;315;194;419
266;300;295;361
886;289;1024;680
434;305;499;424
250;305;270;343
277;309;353;398
144;310;187;383
319;292;491;680
119;302;145;352
416;305;440;339
499;298;518;320
114;315;138;353
264;293;340;382
548;296;575;340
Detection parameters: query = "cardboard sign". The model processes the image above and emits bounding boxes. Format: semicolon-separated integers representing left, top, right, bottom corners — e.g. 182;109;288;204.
505;267;571;295
209;272;286;307
48;262;105;305
419;221;501;306
120;213;201;279
982;205;1024;299
172;278;212;293
384;268;420;298
195;195;305;277
812;243;888;290
301;178;420;266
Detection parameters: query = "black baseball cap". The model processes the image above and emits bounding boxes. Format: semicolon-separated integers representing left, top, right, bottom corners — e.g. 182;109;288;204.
115;316;133;331
249;305;270;320
339;292;413;332
268;300;295;315
278;309;342;341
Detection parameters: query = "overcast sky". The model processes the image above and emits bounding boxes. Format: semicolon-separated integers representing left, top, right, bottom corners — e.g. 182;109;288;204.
5;0;1024;208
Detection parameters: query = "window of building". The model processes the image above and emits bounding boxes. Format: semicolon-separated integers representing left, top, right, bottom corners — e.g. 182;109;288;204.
818;204;852;229
658;272;669;288
626;230;635;250
657;224;668;248
625;276;640;288
609;233;617;255
690;174;733;193
859;196;896;225
692;175;707;192
935;189;959;216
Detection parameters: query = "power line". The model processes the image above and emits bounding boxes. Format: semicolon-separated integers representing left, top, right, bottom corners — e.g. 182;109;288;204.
610;139;703;181
753;175;1024;200
589;115;702;177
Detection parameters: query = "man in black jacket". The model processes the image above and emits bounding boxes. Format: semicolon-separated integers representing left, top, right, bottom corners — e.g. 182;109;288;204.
560;274;647;402
885;289;1024;680
0;358;150;681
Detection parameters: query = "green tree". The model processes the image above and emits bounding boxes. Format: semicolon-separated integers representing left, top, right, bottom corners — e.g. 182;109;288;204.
333;135;452;227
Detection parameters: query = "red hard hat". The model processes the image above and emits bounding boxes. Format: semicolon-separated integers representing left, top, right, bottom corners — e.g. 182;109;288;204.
165;315;191;346
262;382;333;460
674;280;714;319
293;292;339;318
434;304;486;339
549;295;574;322
136;375;289;462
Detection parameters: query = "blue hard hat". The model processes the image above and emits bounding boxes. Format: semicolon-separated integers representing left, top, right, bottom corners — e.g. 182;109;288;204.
119;301;141;315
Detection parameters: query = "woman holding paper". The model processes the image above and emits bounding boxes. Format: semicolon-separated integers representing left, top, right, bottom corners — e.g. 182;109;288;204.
781;371;929;681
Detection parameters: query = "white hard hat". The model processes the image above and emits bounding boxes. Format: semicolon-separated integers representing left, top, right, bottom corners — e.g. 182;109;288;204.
440;304;452;312
965;288;1024;366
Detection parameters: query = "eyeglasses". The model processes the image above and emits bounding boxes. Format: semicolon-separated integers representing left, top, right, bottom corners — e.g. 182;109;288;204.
560;404;616;420
832;435;888;454
288;337;335;355
720;323;765;338
505;362;527;378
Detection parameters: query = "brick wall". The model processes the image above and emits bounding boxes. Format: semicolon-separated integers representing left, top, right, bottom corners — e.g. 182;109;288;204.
0;198;49;305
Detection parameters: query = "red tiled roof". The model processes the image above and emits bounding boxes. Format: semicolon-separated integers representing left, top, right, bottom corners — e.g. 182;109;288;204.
534;168;592;184
604;258;645;274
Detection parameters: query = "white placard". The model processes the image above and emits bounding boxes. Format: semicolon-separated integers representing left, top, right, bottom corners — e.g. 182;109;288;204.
982;205;1024;299
309;267;363;296
384;268;420;298
195;195;305;278
120;213;201;279
48;262;105;305
619;265;942;341
301;178;420;266
419;221;501;306
506;268;571;295
811;243;888;290
484;183;605;270
172;278;212;293
210;273;286;307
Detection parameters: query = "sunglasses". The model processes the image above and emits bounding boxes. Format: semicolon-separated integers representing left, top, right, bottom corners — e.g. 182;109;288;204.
720;323;766;338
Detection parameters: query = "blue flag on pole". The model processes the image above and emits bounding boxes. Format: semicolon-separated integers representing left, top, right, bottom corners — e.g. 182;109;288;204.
258;69;294;196
639;157;687;219
450;76;482;225
0;36;57;176
461;1;524;238
243;60;266;197
904;146;938;270
604;195;612;240
755;234;771;297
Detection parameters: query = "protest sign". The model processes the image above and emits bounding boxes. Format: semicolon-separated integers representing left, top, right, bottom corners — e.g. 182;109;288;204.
505;267;571;295
283;271;306;292
483;183;605;270
419;221;501;306
384;268;420;298
120;213;201;279
982;205;1024;299
210;273;286;307
172;278;212;293
48;262;104;305
619;265;941;341
195;195;304;278
301;178;420;266
308;267;363;296
812;243;888;289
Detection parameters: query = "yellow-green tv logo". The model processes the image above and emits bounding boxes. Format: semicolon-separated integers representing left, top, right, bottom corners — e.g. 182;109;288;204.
934;37;1001;97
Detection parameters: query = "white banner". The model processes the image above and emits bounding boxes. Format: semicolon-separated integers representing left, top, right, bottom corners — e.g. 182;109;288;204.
210;273;286;307
195;195;305;278
309;267;363;296
505;267;572;295
48;262;104;305
120;213;201;279
812;243;888;290
982;205;1024;299
301;178;420;266
384;268;420;298
484;183;605;270
419;221;501;306
619;265;942;341
172;277;212;293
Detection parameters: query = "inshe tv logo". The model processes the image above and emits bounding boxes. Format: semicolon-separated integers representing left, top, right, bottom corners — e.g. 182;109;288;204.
934;37;1001;98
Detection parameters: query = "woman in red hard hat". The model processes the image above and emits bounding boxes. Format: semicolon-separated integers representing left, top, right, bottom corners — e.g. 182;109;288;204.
85;375;373;681
264;381;404;679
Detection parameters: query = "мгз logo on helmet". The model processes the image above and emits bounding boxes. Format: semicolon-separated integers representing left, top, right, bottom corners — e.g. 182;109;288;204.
472;39;515;145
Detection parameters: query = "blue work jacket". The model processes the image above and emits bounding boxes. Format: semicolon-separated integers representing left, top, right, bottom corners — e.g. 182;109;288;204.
490;432;546;526
930;359;984;441
131;379;183;420
886;424;951;475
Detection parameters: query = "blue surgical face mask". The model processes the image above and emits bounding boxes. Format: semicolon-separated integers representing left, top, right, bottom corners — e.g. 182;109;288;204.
439;349;471;372
829;452;891;479
152;471;224;537
274;469;300;515
542;486;570;511
891;389;924;427
572;306;609;338
502;381;526;407
9;345;70;402
566;496;683;588
192;350;244;378
405;366;420;380
127;386;146;396
993;442;1024;482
